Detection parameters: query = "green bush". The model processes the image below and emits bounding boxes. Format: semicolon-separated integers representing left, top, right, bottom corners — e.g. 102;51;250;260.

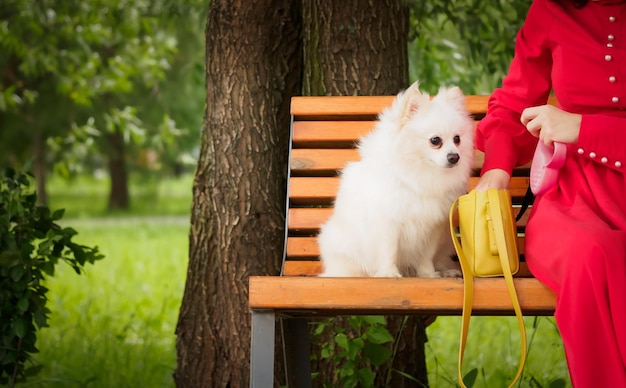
0;169;103;387
314;316;396;387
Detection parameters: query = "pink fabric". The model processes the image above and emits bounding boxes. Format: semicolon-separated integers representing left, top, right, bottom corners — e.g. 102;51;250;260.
530;142;566;195
476;0;626;385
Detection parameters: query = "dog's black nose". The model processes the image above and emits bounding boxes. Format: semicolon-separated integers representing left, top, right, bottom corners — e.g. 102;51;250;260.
447;153;460;165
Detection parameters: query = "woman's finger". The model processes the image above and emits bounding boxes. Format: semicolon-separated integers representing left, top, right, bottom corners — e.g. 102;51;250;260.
520;106;540;126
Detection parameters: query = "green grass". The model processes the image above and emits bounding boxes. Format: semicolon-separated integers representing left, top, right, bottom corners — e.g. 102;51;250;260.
426;316;571;387
15;173;570;387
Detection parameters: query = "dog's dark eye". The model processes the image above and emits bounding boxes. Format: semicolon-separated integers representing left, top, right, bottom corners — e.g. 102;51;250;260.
430;137;442;147
454;135;461;145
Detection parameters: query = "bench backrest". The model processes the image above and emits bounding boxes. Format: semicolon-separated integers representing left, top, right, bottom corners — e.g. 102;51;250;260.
282;95;537;277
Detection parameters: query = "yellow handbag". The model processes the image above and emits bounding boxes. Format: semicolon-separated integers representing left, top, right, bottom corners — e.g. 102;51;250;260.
449;189;527;388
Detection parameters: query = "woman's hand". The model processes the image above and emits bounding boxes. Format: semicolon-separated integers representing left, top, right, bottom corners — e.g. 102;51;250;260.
521;105;582;146
474;169;510;192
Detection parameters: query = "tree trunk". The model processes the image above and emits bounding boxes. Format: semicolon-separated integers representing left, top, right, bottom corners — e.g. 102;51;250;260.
174;1;302;386
106;129;130;210
303;0;408;96
32;130;48;206
302;1;428;386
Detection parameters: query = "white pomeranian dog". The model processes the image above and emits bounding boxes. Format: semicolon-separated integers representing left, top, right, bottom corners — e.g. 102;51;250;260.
318;81;474;278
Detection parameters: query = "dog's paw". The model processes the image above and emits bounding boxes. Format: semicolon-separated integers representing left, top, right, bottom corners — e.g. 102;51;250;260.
440;268;462;278
418;271;442;278
374;267;402;278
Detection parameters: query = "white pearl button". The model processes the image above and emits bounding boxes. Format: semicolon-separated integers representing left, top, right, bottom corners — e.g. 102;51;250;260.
578;148;585;155
609;34;615;41
602;157;608;163
590;152;597;158
612;96;620;103
610;76;617;82
610;16;616;22
608;43;614;48
606;55;613;61
616;161;622;168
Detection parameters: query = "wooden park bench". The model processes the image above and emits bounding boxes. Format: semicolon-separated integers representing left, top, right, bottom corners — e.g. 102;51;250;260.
248;94;557;387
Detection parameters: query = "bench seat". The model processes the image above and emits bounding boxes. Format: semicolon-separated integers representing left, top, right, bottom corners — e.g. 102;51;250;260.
250;277;555;316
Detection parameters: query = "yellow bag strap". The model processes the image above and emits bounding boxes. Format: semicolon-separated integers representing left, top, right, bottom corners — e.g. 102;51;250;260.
449;197;475;388
450;190;527;388
486;190;527;386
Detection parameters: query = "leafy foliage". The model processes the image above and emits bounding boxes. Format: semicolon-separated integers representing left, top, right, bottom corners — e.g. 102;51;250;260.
0;0;205;179
0;169;103;386
408;0;532;94
313;316;396;387
0;0;177;109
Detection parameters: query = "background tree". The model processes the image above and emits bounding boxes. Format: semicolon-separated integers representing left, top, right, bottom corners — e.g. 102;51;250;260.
0;0;205;209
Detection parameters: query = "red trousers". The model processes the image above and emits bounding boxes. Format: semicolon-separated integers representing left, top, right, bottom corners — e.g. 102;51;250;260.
526;159;626;387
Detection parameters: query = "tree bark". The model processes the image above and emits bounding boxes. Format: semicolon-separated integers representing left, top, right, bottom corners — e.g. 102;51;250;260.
174;1;302;386
106;129;130;210
32;130;48;206
303;0;408;96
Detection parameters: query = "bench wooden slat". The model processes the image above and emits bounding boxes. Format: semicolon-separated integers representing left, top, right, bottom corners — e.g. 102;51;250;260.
282;259;533;277
290;95;556;119
288;205;530;234
293;120;481;148
286;237;321;258
287;208;332;234
290;149;357;176
290;95;496;119
292;121;375;148
289;176;532;205
249;276;556;315
291;96;394;120
291;149;489;176
291;147;528;178
286;236;526;259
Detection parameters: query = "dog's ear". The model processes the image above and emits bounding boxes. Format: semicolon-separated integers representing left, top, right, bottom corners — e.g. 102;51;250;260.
401;81;430;120
439;86;466;110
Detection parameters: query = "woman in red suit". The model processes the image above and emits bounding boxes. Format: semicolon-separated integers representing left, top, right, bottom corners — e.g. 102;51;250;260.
475;0;626;385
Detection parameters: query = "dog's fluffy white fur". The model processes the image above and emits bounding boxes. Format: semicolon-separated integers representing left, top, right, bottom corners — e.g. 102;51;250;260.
318;82;474;278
